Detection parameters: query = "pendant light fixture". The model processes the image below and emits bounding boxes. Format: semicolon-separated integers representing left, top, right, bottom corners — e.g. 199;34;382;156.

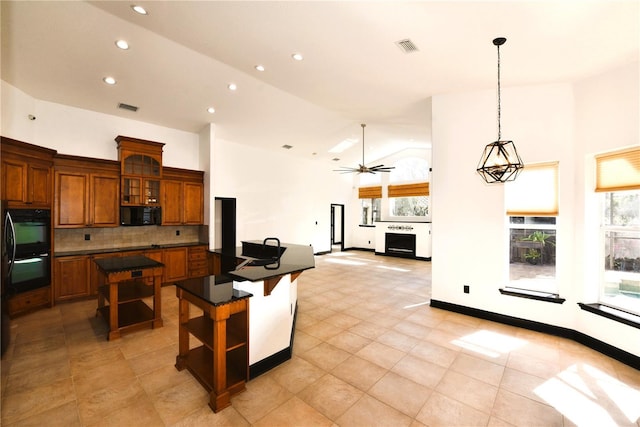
476;37;524;184
334;124;394;174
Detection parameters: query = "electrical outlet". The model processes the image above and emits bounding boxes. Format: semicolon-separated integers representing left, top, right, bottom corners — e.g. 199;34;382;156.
176;230;180;236
463;285;470;294
84;234;90;241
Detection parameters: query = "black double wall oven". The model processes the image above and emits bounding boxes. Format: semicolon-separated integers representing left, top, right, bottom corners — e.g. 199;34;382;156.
3;208;52;295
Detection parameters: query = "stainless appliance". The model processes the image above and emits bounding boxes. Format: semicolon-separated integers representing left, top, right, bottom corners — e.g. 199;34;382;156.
3;208;52;295
1;201;9;355
120;206;161;226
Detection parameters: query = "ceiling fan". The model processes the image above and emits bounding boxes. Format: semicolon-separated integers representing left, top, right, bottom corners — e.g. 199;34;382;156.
334;124;395;174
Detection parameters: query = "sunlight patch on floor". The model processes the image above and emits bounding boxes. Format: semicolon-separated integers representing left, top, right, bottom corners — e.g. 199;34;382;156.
377;265;411;272
451;330;528;358
324;257;368;266
534;364;640;426
403;300;430;309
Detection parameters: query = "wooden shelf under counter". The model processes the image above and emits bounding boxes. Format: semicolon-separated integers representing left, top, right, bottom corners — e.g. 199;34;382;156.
174;277;252;413
94;255;164;340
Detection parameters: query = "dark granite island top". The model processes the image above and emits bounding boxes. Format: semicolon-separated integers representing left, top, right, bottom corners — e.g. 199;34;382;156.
174;276;253;306
94;255;164;273
215;241;315;284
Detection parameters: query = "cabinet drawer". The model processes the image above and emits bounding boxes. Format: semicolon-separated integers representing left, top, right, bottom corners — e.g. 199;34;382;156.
8;287;50;317
188;250;207;261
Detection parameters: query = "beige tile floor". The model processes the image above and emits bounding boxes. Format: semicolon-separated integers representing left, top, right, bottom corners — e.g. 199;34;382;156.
2;250;640;426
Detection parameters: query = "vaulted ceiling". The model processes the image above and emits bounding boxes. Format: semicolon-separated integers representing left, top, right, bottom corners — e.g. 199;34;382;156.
2;1;638;165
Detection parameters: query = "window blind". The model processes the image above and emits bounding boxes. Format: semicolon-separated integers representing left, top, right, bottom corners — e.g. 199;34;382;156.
358;186;382;199
506;162;558;216
387;182;429;198
595;147;640;192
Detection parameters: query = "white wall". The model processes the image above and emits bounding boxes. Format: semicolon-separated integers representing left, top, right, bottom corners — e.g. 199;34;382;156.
1;81;352;253
212;138;352;253
1;81;200;168
432;62;640;357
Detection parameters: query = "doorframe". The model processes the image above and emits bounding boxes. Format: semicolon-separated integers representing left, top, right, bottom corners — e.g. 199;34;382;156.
330;203;345;252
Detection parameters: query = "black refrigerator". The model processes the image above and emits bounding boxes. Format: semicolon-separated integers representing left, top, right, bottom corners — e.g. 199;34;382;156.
1;200;10;355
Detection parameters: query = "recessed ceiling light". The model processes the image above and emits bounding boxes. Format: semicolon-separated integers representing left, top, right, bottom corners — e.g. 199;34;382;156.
115;40;129;50
103;76;116;85
291;53;303;61
255;65;265;72
207;107;215;114
131;5;148;15
282;145;293;150
228;83;237;91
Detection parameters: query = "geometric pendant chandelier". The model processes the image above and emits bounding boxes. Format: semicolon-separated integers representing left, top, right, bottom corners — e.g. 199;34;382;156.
476;37;524;184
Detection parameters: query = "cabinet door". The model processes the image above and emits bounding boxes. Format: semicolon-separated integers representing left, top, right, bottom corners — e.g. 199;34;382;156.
162;180;183;224
163;247;188;283
2;159;27;203
55;171;89;228
28;163;52;206
54;256;90;301
90;174;119;227
184;182;204;225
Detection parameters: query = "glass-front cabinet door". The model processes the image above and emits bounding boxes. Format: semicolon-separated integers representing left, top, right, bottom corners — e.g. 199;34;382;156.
116;136;164;206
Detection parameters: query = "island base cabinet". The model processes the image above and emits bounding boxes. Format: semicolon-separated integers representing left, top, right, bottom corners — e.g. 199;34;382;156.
174;287;249;413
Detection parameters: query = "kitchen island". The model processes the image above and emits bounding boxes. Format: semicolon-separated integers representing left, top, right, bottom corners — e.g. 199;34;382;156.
211;241;315;377
94;255;164;340
174;276;253;412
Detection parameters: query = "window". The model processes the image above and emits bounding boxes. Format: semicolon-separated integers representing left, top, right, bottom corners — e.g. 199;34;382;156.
359;186;381;225
597;147;640;315
388;183;429;217
389;157;429;183
505;162;558;293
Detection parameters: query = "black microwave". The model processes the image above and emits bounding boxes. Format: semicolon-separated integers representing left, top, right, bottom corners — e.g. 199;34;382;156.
120;206;162;226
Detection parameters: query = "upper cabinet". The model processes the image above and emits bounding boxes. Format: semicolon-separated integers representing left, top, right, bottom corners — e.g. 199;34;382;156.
54;155;120;228
1;137;56;209
116;136;164;206
162;167;204;225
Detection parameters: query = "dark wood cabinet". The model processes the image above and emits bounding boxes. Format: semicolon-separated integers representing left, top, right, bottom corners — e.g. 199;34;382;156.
188;245;209;278
1;137;55;209
163;247;188;283
162;167;204;225
54;255;90;302
117;136;164;206
54;155;120;228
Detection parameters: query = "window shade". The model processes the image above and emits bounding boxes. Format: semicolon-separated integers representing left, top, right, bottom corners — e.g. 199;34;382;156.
358;186;382;199
387;182;429;198
595;147;640;192
506;162;558;216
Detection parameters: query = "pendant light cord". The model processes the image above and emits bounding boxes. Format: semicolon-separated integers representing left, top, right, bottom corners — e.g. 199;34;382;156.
497;43;502;141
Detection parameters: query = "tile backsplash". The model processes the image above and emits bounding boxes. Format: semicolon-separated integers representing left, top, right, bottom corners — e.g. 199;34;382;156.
55;225;207;252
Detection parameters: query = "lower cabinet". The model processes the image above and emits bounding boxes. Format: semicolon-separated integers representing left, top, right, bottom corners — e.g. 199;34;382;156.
54;255;90;302
8;287;52;317
188;245;209;278
54;245;205;302
163;247;188;283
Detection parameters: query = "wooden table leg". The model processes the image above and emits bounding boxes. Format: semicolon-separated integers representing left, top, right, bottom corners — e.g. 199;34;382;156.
175;291;190;371
108;281;120;340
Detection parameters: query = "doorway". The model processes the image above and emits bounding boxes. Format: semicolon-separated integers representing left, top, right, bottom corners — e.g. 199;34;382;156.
330;204;344;253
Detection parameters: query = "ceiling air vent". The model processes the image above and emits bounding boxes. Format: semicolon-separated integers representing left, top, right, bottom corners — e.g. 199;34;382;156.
395;38;419;53
118;102;138;112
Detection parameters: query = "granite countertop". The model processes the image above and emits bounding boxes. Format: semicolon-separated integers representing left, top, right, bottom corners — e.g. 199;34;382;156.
175;276;253;306
94;255;164;273
55;242;207;257
212;241;315;283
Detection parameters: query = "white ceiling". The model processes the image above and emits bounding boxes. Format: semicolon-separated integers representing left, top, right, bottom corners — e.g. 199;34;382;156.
1;1;638;166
